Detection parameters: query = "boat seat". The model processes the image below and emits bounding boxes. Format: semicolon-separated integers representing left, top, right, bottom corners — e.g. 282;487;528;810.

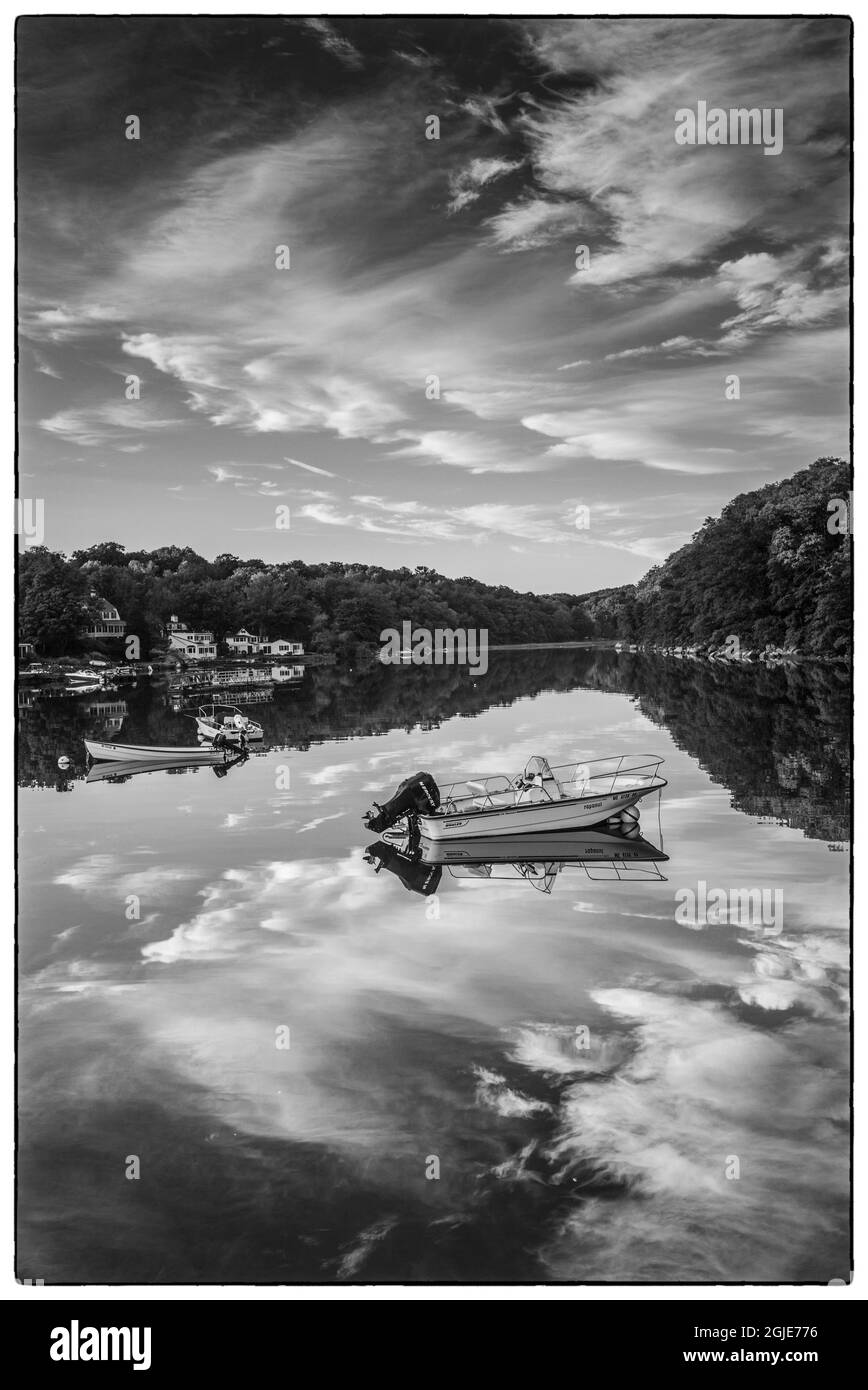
471;792;515;809
516;774;565;803
560;778;590;799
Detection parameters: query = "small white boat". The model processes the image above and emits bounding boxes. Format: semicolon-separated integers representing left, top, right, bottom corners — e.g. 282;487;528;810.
364;754;666;841
66;668;107;692
85;738;236;764
192;703;263;743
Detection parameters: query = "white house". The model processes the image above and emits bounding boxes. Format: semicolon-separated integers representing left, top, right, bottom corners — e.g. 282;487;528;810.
226;627;304;657
82;596;126;640
224;626;259;654
165;616;217;662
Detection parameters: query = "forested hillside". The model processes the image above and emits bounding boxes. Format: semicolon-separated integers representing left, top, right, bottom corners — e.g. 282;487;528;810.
579;457;851;655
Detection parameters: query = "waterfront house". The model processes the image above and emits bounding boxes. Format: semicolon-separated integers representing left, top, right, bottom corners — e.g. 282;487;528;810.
165;615;217;662
82;595;126;640
226;627;304;657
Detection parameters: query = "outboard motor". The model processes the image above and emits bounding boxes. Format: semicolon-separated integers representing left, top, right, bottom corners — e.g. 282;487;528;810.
364;841;442;897
363;771;440;834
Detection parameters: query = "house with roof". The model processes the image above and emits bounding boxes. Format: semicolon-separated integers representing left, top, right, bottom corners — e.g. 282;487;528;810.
226;627;304;657
82;596;126;640
164;615;217;662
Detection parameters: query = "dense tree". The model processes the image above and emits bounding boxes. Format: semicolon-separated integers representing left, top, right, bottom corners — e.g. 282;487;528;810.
16;458;851;659
19;548;99;653
578;458;851;657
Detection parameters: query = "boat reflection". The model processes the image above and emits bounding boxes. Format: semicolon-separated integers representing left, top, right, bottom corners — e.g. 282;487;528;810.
85;750;250;785
365;824;669;896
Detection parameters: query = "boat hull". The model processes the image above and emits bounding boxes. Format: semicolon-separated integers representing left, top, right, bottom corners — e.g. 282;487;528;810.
85;738;232;763
419;782;664;839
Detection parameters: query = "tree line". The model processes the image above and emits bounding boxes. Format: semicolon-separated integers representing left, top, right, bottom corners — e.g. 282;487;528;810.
17;456;851;658
17;544;596;657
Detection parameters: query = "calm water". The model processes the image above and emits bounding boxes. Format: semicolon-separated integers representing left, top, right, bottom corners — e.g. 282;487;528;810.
17;650;851;1283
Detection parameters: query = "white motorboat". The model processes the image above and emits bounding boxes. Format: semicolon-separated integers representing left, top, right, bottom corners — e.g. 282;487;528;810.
364;754;666;841
65;668;108;693
191;702;264;743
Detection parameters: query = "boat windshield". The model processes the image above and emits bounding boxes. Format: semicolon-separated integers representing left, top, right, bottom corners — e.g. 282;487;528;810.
523;755;555;781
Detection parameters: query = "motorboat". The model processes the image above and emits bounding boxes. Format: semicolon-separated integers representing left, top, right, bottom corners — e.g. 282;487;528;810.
84;738;241;763
191;702;264;743
365;824;668;896
66;667;108;687
363;754;666;841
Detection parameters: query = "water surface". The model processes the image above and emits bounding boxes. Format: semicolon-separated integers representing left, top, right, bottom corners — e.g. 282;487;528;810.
17;650;850;1283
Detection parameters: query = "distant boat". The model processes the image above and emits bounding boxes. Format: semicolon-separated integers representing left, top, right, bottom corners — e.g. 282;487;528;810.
66;668;105;689
192;702;263;742
85;738;238;763
364;753;667;841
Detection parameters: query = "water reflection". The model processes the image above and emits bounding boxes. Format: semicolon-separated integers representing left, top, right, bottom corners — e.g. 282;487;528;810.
17;648;850;1283
365;825;669;897
85;751;250;785
18;650;850;845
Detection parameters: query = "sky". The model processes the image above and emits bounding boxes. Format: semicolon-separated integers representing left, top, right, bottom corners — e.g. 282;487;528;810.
17;15;851;593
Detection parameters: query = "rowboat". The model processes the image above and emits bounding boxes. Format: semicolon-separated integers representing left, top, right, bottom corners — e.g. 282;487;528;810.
84;738;237;763
364;754;666;841
191;702;263;743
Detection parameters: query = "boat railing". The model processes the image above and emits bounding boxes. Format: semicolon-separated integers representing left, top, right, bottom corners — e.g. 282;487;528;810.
439;755;665;809
554;754;666;797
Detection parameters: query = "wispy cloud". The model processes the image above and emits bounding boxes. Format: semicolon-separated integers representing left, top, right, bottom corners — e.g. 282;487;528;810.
447;157;522;214
285;455;336;478
39;401;183;448
17;15;849;589
302;18;364;70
